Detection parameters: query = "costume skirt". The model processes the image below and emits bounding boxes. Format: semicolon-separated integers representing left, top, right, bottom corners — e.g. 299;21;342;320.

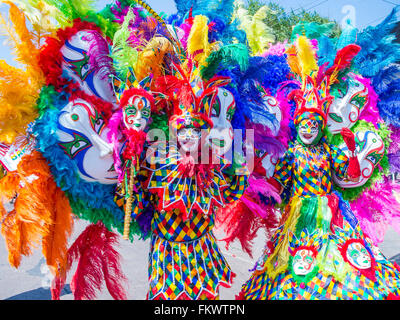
147;231;234;300
239;193;400;300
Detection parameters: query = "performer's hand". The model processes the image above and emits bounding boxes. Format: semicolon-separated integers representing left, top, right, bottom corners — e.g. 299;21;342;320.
340;128;361;181
340;127;356;153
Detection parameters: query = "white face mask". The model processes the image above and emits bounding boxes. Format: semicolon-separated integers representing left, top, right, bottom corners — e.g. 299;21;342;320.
177;127;201;153
122;95;151;131
346;242;371;269
207;88;235;156
56;98;117;184
292;249;316;276
333;130;385;188
327;73;369;135
60;30;116;105
298;119;320;145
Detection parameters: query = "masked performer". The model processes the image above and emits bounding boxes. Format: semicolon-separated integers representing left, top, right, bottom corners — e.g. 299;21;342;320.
239;36;400;300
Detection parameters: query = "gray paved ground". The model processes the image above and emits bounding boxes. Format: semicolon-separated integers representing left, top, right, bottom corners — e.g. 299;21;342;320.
1;219;400;300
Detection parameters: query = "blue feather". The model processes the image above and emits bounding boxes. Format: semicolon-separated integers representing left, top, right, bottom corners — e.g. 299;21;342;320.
354;6;400;77
372;63;400;127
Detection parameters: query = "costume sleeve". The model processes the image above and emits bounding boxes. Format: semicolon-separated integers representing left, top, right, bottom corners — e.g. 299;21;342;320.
221;153;249;203
328;143;349;179
272;145;294;188
221;173;249;203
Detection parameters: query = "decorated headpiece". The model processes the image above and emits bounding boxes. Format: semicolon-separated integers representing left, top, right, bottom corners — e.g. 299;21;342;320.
286;36;361;129
154;62;215;133
288;228;324;255
112;68;155;110
290;76;333;127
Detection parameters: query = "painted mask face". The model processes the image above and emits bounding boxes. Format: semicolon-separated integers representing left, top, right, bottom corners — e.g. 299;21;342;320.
293;249;317;275
346;242;371;269
56;98;118;184
327;73;369;135
207;88;236;156
298;119;321;145
333;130;385;188
122;95;151;131
177;127;201;153
60;30;116;104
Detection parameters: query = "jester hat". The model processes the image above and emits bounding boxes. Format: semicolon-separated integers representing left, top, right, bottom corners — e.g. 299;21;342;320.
112;68;155;112
287;36;361;129
154;61;218;133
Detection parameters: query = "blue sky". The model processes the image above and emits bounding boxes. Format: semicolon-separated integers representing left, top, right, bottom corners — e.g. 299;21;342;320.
1;0;399;66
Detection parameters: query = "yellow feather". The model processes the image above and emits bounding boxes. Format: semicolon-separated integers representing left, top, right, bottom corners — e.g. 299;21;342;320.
234;6;275;55
0;3;43;144
296;36;318;78
187;15;214;67
134;37;174;81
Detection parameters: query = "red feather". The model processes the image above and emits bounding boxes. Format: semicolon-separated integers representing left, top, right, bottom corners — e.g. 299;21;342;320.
67;222;127;300
216;200;278;258
325;44;361;79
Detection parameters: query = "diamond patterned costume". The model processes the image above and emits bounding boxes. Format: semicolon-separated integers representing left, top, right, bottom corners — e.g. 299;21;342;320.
240;138;400;300
118;142;248;300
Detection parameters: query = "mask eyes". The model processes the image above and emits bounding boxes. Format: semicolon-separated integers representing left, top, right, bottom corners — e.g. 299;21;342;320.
141;107;151;119
81;63;90;78
125;105;138;116
304;256;313;264
349;249;360;260
366;155;378;165
293;255;301;263
226;102;236;121
89;109;105;134
211;101;221;118
59;133;91;159
177;128;201;139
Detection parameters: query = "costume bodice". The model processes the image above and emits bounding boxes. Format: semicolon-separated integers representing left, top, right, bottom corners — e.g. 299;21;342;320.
274;138;349;197
130;142;248;242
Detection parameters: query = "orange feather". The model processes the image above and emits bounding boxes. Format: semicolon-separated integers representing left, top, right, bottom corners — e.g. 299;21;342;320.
0;151;74;274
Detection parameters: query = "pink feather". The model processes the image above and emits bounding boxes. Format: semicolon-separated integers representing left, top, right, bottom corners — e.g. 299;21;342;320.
350;179;400;245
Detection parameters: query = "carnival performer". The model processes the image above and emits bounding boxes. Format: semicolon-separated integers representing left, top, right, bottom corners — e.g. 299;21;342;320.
115;60;249;300
239;35;400;300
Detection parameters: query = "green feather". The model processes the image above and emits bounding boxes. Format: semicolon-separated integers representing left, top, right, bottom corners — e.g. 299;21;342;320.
111;8;139;80
200;43;249;81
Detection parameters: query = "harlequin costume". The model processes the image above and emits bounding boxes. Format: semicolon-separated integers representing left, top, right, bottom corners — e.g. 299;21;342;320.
239;34;400;300
0;0;253;300
113;58;250;299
